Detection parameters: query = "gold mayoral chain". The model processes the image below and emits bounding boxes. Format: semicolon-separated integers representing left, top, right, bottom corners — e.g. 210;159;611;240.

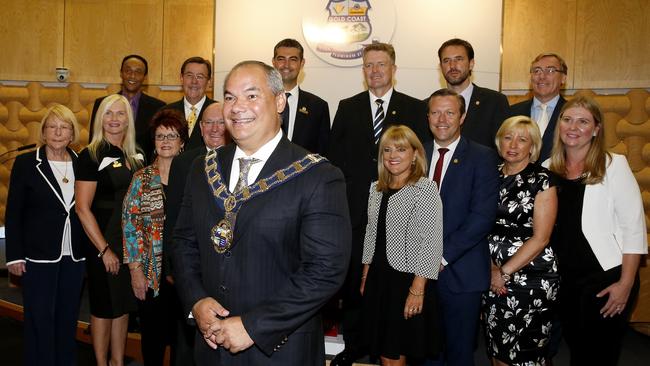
204;149;326;254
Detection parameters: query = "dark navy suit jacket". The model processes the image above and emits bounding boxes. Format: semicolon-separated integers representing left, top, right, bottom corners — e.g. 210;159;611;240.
163;97;216;151
290;88;330;154
461;84;510;150
425;136;499;293
172;138;350;365
5;147;85;263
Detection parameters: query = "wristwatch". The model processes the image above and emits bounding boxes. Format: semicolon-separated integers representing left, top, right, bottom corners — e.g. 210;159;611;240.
500;268;511;283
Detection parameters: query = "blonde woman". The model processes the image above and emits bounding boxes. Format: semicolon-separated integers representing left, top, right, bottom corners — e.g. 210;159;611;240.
549;95;647;365
6;104;84;366
361;125;444;365
75;94;144;366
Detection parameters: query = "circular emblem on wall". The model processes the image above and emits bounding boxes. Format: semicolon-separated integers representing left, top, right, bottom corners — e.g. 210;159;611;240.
302;0;396;67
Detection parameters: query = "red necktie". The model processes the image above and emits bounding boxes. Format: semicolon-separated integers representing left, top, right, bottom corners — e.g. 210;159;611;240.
432;148;449;188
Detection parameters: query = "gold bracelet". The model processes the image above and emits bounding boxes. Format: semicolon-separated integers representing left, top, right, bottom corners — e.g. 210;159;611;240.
409;287;424;296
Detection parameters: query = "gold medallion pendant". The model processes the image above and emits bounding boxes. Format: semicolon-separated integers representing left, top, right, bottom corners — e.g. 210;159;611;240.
211;219;233;253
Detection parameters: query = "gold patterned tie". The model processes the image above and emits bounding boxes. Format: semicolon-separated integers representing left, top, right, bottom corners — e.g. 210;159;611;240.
188;106;197;135
234;157;261;194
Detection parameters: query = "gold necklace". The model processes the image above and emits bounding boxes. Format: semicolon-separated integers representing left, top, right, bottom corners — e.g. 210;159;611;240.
51;159;70;183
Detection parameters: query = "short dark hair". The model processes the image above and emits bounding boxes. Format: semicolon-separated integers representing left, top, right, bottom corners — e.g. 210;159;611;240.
363;42;396;63
180;56;212;79
149;108;189;144
121;54;148;75
428;88;466;115
438;38;474;61
273;38;304;59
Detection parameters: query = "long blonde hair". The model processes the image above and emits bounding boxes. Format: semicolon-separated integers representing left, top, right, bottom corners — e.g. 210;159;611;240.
549;95;608;184
88;94;143;170
376;125;427;192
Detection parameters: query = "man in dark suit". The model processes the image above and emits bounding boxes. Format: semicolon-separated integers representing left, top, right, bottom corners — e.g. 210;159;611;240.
90;54;165;162
327;42;431;366
510;53;568;162
424;89;499;366
163;56;216;151
271;38;330;154
164;102;228;366
172;60;350;365
438;38;510;149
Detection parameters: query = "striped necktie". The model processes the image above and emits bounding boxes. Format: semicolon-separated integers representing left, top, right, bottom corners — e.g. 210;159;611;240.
373;99;385;144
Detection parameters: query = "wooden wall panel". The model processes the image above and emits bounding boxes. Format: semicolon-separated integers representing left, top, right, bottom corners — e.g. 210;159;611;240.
161;0;215;87
0;1;64;81
573;0;650;89
63;0;164;84
502;0;576;90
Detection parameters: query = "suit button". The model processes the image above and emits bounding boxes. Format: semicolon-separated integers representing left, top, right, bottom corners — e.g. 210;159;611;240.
224;250;232;258
219;285;228;293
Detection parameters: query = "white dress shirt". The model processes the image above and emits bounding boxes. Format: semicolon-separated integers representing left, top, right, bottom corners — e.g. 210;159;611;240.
285;85;300;141
228;130;283;192
428;136;461;189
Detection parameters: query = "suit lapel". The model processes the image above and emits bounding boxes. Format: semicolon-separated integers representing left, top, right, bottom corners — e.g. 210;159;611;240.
384;91;402;127
34;146;74;209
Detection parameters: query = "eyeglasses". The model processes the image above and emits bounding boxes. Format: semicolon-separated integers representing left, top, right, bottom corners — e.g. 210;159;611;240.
182;72;208;81
200;119;224;127
530;67;565;76
45;124;73;132
155;133;180;141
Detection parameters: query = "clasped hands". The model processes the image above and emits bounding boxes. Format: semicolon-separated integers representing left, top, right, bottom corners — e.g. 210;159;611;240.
193;297;254;353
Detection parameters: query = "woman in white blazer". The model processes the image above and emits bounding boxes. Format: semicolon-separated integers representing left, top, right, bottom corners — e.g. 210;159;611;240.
549;95;647;365
360;125;443;366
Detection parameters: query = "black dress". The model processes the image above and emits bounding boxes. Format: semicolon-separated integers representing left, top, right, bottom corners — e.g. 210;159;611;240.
362;189;441;361
482;163;559;365
75;143;138;318
553;177;640;366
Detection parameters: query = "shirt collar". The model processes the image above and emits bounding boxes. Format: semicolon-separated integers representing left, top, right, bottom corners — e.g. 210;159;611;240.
434;135;461;155
286;84;299;97
458;83;474;113
233;129;283;163
369;87;394;105
184;95;207;109
533;94;561;109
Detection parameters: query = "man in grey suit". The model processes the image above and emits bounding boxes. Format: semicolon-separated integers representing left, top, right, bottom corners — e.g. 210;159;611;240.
510;53;568;162
271;38;331;154
172;60;350;365
438;38;510;149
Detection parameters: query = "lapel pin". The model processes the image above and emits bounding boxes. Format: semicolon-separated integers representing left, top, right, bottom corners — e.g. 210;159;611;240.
299;106;309;115
453;158;459;164
391;110;396;115
112;161;122;168
475;101;480;106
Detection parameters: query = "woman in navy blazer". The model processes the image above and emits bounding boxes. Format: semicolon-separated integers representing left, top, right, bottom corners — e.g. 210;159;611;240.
549;96;647;365
5;104;86;366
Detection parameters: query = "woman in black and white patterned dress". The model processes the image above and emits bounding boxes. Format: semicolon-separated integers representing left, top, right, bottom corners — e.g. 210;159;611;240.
360;125;444;366
482;116;559;366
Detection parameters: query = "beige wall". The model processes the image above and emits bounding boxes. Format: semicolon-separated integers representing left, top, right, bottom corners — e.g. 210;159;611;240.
0;0;214;85
502;0;650;91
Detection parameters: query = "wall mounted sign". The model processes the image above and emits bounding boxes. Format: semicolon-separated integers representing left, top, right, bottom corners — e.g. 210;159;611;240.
302;0;396;67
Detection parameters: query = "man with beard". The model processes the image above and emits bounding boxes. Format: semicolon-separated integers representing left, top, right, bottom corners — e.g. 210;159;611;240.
90;54;166;162
438;38;510;149
271;38;330;154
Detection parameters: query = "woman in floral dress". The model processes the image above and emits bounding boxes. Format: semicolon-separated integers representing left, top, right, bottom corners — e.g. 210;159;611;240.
482;116;559;366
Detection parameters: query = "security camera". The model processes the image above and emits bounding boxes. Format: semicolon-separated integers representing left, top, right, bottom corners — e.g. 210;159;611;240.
55;67;70;82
